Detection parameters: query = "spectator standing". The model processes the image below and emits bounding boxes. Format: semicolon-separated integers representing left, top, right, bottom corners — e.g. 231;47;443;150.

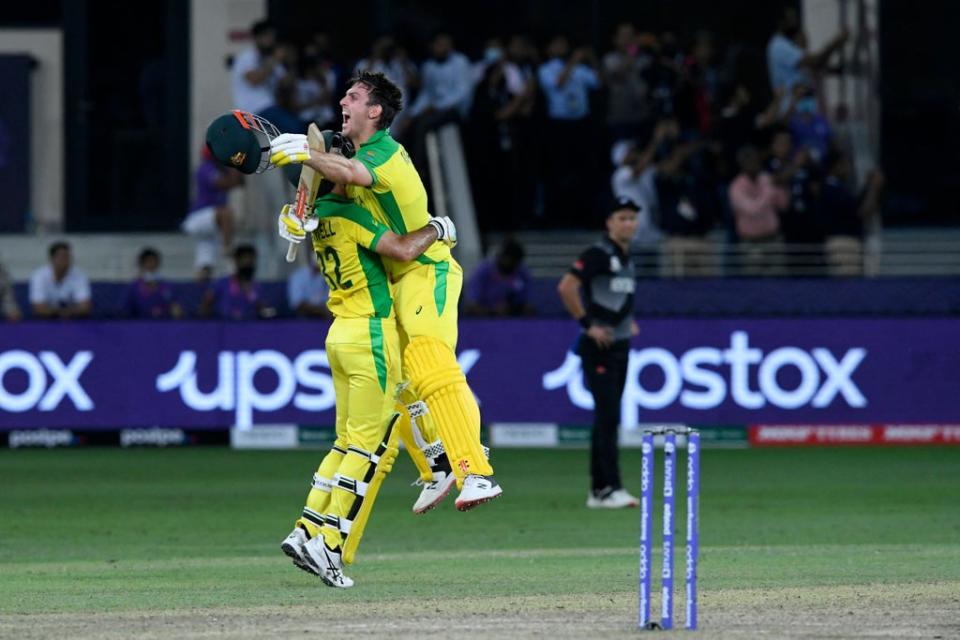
407;33;473;173
464;239;535;316
602;22;650;142
767;8;848;100
655;127;718;276
260;74;308;136
29;242;92;319
469;42;538;230
766;128;824;273
676;31;719;136
182;146;244;279
200;244;276;320
122;248;183;319
641;33;683;121
556;197;641;509
0;259;21;321
610;120;677;245
297;41;339;130
287;258;331;318
788;86;833;165
819;152;884;276
231;20;288;115
728;146;789;275
353;37;419;138
716;84;787;181
353;36;418;107
538;36;601;226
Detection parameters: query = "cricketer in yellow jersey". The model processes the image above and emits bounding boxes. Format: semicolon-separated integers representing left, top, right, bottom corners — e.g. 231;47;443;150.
277;176;458;588
271;70;502;513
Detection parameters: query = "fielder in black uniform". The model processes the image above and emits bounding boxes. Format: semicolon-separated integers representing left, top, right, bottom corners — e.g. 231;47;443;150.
557;197;641;508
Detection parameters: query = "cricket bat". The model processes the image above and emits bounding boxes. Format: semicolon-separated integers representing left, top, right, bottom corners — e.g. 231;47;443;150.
286;123;325;262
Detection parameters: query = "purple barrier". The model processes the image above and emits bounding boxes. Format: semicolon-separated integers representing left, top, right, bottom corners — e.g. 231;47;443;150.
0;318;958;429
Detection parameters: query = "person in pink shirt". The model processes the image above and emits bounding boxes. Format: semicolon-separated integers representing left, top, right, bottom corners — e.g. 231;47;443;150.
728;146;788;275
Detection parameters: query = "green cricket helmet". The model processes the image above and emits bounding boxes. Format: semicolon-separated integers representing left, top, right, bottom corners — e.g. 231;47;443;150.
205;110;280;174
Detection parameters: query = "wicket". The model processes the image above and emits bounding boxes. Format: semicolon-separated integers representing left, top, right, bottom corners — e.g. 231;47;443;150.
638;426;700;631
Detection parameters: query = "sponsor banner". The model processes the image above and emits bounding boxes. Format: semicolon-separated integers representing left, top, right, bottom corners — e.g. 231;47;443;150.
120;428;186;447
490;423;559;448
6;428;227;448
298;426;337;448
0;319;958;430
493;424;749;448
749;425;960;446
230;425;299;449
8;429;77;448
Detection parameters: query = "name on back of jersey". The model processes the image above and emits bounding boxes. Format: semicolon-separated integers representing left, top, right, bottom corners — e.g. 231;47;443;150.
315;218;337;240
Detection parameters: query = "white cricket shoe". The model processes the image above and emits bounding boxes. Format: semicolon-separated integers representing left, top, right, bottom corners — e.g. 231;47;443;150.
412;471;457;514
280;527;318;576
586;487;640;509
611;489;640;507
454;474;503;511
302;536;354;588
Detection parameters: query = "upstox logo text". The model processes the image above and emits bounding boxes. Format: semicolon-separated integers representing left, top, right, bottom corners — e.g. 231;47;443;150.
543;331;867;426
156;349;480;429
0;350;94;412
156;350;336;430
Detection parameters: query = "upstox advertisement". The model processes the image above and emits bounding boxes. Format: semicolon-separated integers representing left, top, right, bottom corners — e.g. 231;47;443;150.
0;319;957;429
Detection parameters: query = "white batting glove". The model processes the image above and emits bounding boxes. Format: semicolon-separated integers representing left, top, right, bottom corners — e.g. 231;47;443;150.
427;216;457;247
270;133;312;167
278;204;319;243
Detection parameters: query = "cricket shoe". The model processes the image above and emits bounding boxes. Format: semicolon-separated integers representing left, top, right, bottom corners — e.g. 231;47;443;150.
586;487;640;509
302;537;354;588
280;527;318;576
412;471;457;514
454;474;503;511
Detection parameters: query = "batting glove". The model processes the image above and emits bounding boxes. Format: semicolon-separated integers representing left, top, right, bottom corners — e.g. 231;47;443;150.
278;204;319;244
427;216;457;247
270;133;312;167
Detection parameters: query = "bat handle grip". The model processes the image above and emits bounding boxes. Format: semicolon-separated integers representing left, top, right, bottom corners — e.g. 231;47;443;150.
286;241;298;263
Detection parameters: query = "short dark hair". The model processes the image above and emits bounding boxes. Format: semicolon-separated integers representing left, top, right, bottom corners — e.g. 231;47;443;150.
138;247;160;266
349;71;403;130
48;241;69;258
251;20;274;37
499;239;525;263
610;195;641;215
234;244;257;260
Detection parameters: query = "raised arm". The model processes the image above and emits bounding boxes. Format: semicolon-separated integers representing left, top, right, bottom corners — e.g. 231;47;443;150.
304;153;373;187
269;133;374;187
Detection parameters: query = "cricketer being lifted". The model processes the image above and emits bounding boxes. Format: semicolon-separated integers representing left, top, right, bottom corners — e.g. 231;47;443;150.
270;71;502;512
276;138;458;587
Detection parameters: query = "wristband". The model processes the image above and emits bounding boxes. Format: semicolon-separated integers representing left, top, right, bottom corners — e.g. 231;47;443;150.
578;316;592;330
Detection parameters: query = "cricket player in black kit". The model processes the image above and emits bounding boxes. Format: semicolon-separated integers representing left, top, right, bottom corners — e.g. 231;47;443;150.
557;197;641;508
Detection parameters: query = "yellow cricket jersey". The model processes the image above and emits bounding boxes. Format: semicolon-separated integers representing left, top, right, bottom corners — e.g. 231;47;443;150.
310;193;394;319
346;129;451;279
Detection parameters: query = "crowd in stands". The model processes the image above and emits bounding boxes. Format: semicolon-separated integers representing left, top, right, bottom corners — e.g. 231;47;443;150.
222;9;883;279
0;238;535;321
0;9;887;323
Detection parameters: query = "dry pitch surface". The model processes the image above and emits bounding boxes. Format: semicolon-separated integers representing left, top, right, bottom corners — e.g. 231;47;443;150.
2;575;957;639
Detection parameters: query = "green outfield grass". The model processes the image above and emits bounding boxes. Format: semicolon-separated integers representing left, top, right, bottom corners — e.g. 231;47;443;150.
1;446;958;637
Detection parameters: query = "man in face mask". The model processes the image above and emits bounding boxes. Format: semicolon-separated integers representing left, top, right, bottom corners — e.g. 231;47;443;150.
123;248;183;319
200;244;277;320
